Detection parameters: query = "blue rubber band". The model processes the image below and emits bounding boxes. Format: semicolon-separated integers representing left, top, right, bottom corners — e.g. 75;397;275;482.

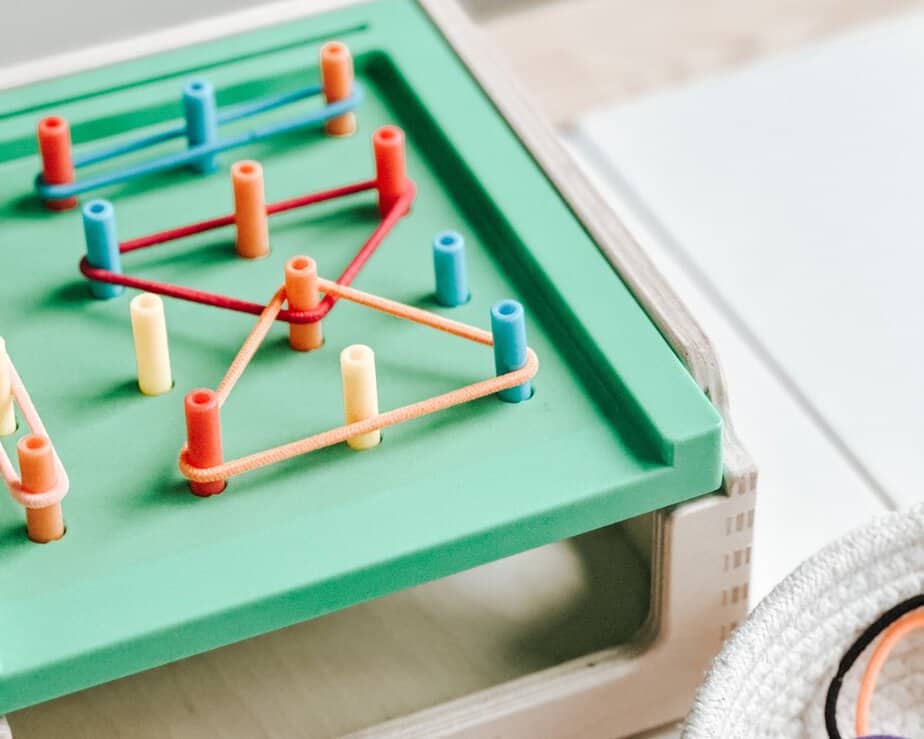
36;81;363;200
72;84;327;169
73;125;186;168
217;83;323;126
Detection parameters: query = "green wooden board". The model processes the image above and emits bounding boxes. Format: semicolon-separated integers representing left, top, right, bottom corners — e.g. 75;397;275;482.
0;0;722;714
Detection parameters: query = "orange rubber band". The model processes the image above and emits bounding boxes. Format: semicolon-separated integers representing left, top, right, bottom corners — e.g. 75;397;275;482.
855;607;924;736
316;278;493;345
215;287;286;406
179;275;539;485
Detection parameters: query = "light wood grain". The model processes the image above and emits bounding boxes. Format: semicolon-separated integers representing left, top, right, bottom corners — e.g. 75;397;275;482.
476;0;924;125
9;527;649;738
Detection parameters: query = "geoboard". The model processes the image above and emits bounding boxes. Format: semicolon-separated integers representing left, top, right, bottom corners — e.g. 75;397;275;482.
0;0;722;715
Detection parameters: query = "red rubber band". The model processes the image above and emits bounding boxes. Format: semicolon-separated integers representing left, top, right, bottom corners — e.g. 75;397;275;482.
80;179;416;324
120;179;377;253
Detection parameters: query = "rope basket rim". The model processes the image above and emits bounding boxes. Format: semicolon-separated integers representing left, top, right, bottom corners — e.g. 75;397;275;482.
683;502;924;738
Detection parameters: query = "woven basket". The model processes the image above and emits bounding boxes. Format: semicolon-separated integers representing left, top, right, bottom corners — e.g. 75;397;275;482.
683;503;924;738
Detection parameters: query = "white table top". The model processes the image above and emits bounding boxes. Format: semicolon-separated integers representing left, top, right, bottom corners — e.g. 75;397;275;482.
564;136;884;604
571;12;924;598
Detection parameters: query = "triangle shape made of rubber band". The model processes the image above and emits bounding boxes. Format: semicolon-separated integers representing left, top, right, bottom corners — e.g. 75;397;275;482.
177;277;538;488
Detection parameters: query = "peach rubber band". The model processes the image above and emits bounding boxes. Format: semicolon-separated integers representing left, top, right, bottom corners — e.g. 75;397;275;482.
179;279;539;484
0;356;70;509
854;607;924;736
215;287;286;405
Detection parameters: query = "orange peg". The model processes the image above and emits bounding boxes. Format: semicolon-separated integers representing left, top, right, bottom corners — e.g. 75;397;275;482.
36;116;77;211
184;389;226;496
320;41;356;137
231;160;270;259
373;125;409;217
17;434;64;543
284;256;323;351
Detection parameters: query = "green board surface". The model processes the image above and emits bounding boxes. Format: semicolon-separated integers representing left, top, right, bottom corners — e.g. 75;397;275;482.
0;0;722;714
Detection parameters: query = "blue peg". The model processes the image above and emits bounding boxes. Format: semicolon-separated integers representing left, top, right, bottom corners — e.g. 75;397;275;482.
432;231;469;307
491;299;532;402
82;199;123;299
183;79;219;173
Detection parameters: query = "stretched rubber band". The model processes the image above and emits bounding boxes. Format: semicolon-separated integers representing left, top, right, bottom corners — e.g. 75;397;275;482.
0;355;70;509
119;179;377;253
824;593;924;739
178;280;539;484
317;278;493;345
73;85;325;170
78;181;416;324
216;287;286;405
36;82;364;200
6;458;70;509
855;608;924;737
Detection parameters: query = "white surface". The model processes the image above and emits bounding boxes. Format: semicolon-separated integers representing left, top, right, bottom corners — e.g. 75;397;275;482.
0;0;354;90
575;13;924;512
0;1;245;65
568;12;924;598
564;137;884;603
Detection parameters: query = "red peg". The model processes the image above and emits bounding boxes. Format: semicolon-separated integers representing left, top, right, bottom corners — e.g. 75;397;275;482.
37;116;77;211
372;125;408;217
184;388;226;496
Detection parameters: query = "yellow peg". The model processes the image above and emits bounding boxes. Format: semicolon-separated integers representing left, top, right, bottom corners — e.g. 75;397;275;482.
130;293;173;396
340;344;380;450
0;338;16;435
